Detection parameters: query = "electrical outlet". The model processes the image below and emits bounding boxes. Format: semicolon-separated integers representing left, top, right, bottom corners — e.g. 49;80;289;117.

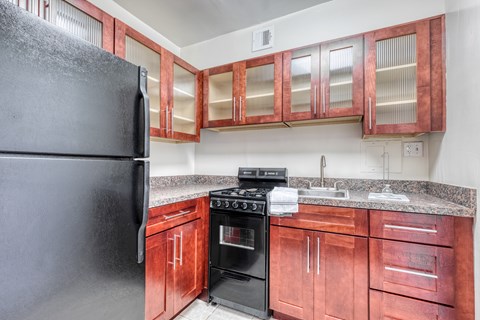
403;142;423;157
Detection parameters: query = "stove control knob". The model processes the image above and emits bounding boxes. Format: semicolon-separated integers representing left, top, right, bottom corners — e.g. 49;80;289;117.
251;203;258;211
241;202;248;210
224;200;230;208
232;201;239;209
215;200;222;207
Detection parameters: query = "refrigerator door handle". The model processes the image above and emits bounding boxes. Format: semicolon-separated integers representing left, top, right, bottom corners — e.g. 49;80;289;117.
139;66;150;158
137;161;150;263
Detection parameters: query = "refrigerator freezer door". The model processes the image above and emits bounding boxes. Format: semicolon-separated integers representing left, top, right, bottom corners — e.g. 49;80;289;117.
0;2;149;158
0;156;148;320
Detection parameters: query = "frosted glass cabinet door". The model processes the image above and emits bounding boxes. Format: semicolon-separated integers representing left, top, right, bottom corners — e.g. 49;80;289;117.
283;46;320;122
204;65;236;128
364;21;431;135
320;36;363;118
242;53;283;124
114;19;163;137
125;37;161;134
12;0;114;52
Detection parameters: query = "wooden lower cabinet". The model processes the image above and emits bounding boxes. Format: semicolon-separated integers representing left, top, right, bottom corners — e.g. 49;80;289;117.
145;218;203;320
370;290;455;320
145;231;171;320
270;226;368;320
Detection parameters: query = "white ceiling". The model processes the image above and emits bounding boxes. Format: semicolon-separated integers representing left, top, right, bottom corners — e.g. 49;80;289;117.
113;0;332;47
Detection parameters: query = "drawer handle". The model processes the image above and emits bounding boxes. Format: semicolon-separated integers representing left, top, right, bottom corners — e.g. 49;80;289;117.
307;236;310;274
385;266;438;279
165;210;192;220
384;224;437;234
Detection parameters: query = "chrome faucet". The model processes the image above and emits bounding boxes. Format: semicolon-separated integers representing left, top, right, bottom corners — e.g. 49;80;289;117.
320;155;326;188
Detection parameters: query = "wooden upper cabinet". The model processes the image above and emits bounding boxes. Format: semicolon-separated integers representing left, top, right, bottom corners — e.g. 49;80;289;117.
364;20;432;135
321;36;364;118
114;19;164;138
283;36;363;123
203;53;282;128
283;46;320;122
203;64;236;128
170;56;202;142
115;20;201;142
240;54;283;124
13;0;114;52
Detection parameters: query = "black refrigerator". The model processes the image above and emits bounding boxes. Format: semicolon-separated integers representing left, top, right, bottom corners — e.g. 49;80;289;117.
0;2;150;319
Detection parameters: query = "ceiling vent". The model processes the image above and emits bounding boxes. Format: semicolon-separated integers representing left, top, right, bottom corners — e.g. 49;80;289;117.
252;26;274;52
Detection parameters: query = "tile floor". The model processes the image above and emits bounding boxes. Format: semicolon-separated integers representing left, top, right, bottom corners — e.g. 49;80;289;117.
174;299;277;320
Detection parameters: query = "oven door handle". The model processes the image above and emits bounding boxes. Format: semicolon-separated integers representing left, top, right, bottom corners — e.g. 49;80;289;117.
221;271;251;282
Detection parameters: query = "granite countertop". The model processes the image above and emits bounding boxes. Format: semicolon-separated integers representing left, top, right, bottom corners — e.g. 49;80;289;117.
149;184;236;208
298;190;475;217
149;184;474;217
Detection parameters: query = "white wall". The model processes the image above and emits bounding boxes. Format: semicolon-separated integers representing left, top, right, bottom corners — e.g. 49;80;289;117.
429;0;480;317
181;0;445;69
86;0;195;176
196;124;429;180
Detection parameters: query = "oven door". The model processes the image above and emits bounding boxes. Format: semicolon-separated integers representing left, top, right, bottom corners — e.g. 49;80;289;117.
210;210;266;279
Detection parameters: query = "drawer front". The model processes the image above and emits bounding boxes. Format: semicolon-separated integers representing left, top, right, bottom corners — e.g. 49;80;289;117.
270;205;368;236
370;210;454;247
370;290;455;320
147;197;206;236
370;239;454;306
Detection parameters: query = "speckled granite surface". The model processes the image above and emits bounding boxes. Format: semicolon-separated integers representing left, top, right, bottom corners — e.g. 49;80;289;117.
298;191;475;217
149;184;236;208
148;175;476;217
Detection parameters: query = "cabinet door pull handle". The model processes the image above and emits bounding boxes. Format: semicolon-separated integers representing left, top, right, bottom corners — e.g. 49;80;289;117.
368;97;372;130
167;236;177;270
164;210;192;220
239;96;243;121
179;231;183;266
322;84;326;114
314;85;317;115
385;266;438;279
233;97;236;122
317;237;320;275
171;107;174;132
306;236;310;273
384;224;438;234
165;108;169;132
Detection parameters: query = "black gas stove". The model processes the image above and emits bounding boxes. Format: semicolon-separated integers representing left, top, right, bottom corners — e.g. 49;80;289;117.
208;168;288;319
209;168;288;215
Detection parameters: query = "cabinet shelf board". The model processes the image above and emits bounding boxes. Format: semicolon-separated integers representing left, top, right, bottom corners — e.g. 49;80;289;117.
376;99;417;107
174;87;194;98
150;108;160;113
246;92;274;99
376;63;417;73
291;87;311;93
330;80;353;87
147;76;160;83
173;115;195;123
209;98;232;104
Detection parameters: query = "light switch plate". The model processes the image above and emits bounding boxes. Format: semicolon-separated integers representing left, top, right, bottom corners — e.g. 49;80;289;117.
403;142;423;157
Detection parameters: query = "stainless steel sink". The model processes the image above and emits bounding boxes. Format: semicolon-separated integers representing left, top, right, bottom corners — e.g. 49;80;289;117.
298;188;349;200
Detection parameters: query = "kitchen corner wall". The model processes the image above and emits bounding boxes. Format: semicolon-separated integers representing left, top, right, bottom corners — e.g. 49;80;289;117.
429;0;480;316
86;0;196;176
